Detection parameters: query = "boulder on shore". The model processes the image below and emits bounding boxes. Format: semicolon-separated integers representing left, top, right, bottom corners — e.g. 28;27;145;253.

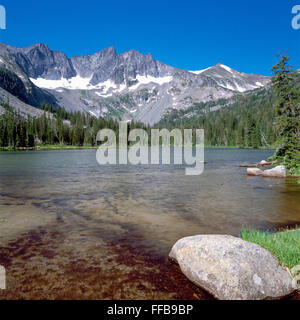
262;165;286;178
169;235;295;300
247;168;263;176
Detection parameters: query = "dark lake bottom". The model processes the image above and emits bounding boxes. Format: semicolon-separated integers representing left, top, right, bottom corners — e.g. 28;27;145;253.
0;149;299;299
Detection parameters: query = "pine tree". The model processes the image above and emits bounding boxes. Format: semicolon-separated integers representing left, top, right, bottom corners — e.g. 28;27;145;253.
271;54;300;173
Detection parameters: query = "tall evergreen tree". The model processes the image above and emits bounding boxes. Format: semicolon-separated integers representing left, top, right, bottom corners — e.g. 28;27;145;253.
271;54;300;172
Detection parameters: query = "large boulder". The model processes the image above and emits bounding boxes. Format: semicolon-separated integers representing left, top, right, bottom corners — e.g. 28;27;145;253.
247;168;263;176
169;235;295;300
262;165;286;178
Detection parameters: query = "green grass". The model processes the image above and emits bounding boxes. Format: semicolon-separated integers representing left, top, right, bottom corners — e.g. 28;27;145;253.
288;165;300;177
241;228;300;269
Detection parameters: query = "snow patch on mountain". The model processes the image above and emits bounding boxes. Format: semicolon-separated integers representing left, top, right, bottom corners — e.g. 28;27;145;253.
30;75;93;90
219;64;233;73
189;67;211;75
255;82;265;87
218;81;253;93
30;73;173;94
128;75;173;91
96;79;117;93
30;75;121;92
95;91;112;98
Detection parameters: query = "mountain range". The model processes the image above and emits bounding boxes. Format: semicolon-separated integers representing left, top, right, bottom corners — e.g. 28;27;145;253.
0;42;270;124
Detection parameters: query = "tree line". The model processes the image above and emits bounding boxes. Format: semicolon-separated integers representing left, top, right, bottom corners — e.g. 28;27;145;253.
0;90;282;149
157;87;277;148
0;102;150;148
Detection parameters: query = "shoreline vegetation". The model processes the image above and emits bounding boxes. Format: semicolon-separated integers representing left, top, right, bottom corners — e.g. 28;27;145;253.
0;144;276;151
241;228;300;269
243;54;300;178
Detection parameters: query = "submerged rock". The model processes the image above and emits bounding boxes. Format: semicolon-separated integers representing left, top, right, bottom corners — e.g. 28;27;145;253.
247;168;263;176
262;165;286;178
169;235;295;300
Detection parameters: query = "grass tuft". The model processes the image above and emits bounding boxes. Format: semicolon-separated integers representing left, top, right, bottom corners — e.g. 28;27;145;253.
240;228;300;269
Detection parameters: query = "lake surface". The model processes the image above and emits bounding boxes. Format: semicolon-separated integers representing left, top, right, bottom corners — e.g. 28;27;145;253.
0;148;300;299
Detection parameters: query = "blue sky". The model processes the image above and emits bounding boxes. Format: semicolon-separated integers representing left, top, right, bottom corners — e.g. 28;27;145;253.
0;0;299;75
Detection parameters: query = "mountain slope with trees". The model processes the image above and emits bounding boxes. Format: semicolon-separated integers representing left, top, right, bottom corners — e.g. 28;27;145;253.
157;86;277;148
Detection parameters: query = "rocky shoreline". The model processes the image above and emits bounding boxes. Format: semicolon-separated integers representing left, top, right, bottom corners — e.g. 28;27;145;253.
244;160;300;178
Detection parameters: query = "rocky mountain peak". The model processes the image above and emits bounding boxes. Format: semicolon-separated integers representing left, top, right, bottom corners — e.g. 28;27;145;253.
5;42;76;80
23;43;50;53
0;41;271;125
